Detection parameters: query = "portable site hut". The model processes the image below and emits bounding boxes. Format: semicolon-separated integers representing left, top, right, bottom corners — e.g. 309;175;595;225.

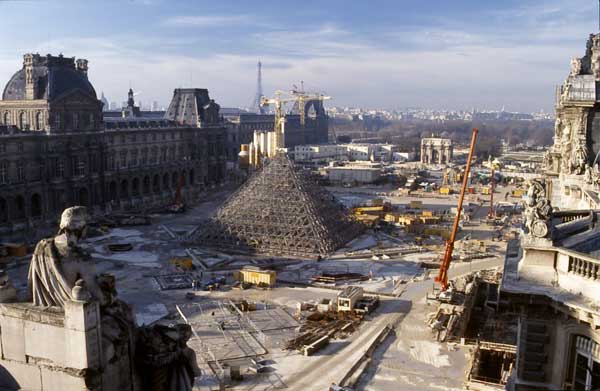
234;266;277;287
337;286;364;312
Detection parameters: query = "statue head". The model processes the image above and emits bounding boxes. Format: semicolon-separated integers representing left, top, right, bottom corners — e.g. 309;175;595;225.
56;206;88;249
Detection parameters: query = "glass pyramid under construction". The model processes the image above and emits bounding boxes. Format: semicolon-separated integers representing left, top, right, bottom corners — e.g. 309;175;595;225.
195;153;363;258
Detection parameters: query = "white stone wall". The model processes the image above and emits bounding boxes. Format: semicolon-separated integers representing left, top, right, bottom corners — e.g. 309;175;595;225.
0;301;104;391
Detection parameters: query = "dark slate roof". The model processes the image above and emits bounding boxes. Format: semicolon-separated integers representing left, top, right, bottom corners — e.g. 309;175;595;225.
164;88;213;126
2;58;97;101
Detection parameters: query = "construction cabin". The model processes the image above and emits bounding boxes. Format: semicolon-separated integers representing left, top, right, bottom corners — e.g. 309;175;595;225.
337;286;364;312
234;266;277;287
169;257;193;270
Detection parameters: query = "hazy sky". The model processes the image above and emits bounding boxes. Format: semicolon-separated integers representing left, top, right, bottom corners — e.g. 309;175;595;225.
0;0;597;112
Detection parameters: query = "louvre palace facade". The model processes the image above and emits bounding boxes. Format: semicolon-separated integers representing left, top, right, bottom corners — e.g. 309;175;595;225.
0;53;228;238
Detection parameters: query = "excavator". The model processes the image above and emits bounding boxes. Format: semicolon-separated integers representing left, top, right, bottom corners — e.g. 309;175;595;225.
435;128;479;302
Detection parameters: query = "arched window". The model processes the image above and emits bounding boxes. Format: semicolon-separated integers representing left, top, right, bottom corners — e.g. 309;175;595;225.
18;112;26;130
2;112;9;125
35;111;43;130
72;113;79;129
89;113;95;129
54;113;62;130
0;161;8;184
16;160;25;182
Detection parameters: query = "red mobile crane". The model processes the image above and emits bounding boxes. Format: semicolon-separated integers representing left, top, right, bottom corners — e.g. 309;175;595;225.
166;173;186;213
435;128;479;295
488;163;495;219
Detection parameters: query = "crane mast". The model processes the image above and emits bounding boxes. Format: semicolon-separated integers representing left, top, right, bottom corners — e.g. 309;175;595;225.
435;128;479;291
487;156;499;219
260;89;331;152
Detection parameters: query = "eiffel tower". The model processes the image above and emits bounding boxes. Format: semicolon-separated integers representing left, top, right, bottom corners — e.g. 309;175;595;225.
195;153;363;258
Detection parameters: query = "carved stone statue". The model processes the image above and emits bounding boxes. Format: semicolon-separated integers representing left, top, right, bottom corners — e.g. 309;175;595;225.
554;117;563;140
561;82;572;102
28;207;136;364
543;152;552;171
571;57;583;76
523;180;553;238
592;164;600;187
136;323;202;391
27;207;201;390
585;164;594;184
28;206;105;306
571;138;588;175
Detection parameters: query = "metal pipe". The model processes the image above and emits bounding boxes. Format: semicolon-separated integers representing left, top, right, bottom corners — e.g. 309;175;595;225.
436;128;478;290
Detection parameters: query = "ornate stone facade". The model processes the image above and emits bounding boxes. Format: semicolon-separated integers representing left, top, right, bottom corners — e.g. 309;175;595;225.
420;136;453;165
0;54;228;239
501;33;600;390
545;34;600;209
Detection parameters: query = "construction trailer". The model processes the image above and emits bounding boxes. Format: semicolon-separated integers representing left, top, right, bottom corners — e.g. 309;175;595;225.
511;189;525;197
409;200;423;209
169;257;193;270
355;214;380;227
234;266;277;287
337;286;364;312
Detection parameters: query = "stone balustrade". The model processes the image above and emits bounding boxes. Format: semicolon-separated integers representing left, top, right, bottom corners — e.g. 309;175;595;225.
567;254;600;280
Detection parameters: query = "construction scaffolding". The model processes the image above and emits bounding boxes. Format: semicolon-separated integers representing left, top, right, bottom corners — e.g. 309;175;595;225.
195;153;363;258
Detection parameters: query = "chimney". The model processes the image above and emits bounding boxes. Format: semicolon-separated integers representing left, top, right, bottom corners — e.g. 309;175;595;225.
23;53;35;100
76;59;88;77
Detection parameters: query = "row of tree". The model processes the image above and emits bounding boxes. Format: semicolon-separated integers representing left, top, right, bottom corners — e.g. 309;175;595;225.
330;118;554;157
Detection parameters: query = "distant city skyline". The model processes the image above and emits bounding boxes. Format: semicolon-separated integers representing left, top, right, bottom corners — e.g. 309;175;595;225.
0;0;596;112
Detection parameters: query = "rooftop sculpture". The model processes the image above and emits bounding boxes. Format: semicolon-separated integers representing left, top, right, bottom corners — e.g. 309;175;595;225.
22;206;200;390
523;180;553;239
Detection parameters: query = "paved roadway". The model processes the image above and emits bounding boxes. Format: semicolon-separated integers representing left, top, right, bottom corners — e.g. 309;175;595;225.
281;256;504;391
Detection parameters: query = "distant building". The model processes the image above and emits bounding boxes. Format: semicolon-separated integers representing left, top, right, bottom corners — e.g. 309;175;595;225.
420;136;452;165
321;164;381;184
293;143;406;163
223;99;329;164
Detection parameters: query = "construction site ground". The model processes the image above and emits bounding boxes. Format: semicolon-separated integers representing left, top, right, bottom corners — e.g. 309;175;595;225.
2;183;514;390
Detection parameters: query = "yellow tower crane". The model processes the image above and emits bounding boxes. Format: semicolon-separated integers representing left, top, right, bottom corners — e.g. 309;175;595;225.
260;89;331;151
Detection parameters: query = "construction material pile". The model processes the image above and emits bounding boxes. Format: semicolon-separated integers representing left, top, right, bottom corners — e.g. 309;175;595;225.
311;272;369;284
285;311;360;356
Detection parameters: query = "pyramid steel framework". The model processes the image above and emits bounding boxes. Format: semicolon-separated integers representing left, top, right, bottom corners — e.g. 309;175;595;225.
195;153;363;258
